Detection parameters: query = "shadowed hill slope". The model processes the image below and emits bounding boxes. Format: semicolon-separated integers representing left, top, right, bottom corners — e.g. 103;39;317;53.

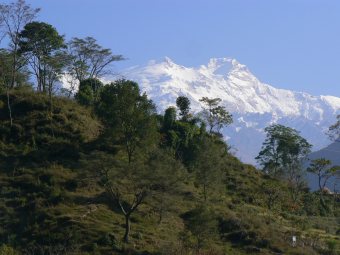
0;88;338;255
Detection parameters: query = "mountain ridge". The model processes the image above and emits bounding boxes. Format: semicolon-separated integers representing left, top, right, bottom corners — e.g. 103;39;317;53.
117;57;340;163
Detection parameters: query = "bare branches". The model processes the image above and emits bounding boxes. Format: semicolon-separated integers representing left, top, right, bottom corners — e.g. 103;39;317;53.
0;0;40;88
328;115;340;142
68;37;124;83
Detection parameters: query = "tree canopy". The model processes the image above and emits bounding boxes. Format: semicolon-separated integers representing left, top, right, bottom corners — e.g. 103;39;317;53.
256;124;312;177
199;97;233;135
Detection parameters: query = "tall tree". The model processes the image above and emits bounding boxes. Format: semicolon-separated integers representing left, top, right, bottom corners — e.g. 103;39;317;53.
75;78;104;106
18;21;66;94
199;97;233;134
256;124;311;177
97;79;159;243
307;158;340;206
194;136;226;202
176;96;191;121
68;37;123;84
146;149;186;223
256;124;312;204
163;106;177;130
0;50;14;89
0;10;4;43
0;0;40;87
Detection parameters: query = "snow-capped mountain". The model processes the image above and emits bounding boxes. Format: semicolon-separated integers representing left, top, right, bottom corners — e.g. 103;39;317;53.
119;57;340;164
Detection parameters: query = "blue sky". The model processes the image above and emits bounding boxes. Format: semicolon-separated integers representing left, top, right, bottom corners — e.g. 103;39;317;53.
18;1;340;96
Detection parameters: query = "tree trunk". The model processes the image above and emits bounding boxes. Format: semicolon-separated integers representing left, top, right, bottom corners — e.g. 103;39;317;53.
318;175;325;208
123;214;131;243
10;45;17;88
203;184;207;202
7;88;13;127
158;191;165;224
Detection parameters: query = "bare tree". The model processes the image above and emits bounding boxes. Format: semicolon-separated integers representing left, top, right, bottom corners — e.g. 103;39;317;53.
0;0;40;88
68;37;123;83
0;10;5;43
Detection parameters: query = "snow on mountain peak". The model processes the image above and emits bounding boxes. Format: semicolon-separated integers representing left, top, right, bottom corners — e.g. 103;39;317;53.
124;57;339;118
119;57;340;163
163;56;176;66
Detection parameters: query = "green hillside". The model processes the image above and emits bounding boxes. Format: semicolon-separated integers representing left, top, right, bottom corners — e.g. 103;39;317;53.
0;87;338;255
0;1;339;254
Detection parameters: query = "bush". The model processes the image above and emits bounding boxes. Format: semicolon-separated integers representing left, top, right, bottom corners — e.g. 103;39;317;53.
326;239;337;255
0;245;19;255
218;214;249;236
181;206;218;249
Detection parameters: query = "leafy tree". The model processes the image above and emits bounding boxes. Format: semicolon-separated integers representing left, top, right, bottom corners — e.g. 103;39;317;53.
256;124;312;204
68;37;123;84
199;97;233;134
97;79;159;243
307;158;340;206
261;181;283;210
194;136;226;202
0;49;30;125
97;79;158;163
176;96;191;121
0;49;29;89
0;0;40;88
163;120;201;162
146;149;186;223
256;124;311;177
75;78;103;106
18;21;66;94
163;106;177;130
161;102;205;163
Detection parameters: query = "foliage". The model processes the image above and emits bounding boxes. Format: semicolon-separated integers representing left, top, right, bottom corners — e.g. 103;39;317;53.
0;86;338;254
18;21;66;93
97;79;159;243
199;97;233;135
67;36;123;83
75;78;103;106
0;88;101;160
193;136;226;202
256;124;312;178
307;158;340;208
182;205;218;250
328;115;340;141
0;0;40;88
163;106;177;130
0;2;338;254
97;79;158;163
0;245;19;255
0;49;30;89
176;96;191;121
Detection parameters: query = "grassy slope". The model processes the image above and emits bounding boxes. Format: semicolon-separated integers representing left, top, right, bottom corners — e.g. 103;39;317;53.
0;89;338;255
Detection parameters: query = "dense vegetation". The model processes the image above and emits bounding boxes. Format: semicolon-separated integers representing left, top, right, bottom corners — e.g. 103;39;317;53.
0;1;339;255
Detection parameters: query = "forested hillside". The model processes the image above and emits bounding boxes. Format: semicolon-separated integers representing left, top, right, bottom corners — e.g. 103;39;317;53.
0;1;339;255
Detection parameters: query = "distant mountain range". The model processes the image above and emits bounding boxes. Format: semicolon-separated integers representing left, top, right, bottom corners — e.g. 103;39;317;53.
119;57;340;165
307;142;340;190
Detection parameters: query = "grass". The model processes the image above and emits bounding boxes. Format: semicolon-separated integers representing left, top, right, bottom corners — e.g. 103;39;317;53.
0;89;338;255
